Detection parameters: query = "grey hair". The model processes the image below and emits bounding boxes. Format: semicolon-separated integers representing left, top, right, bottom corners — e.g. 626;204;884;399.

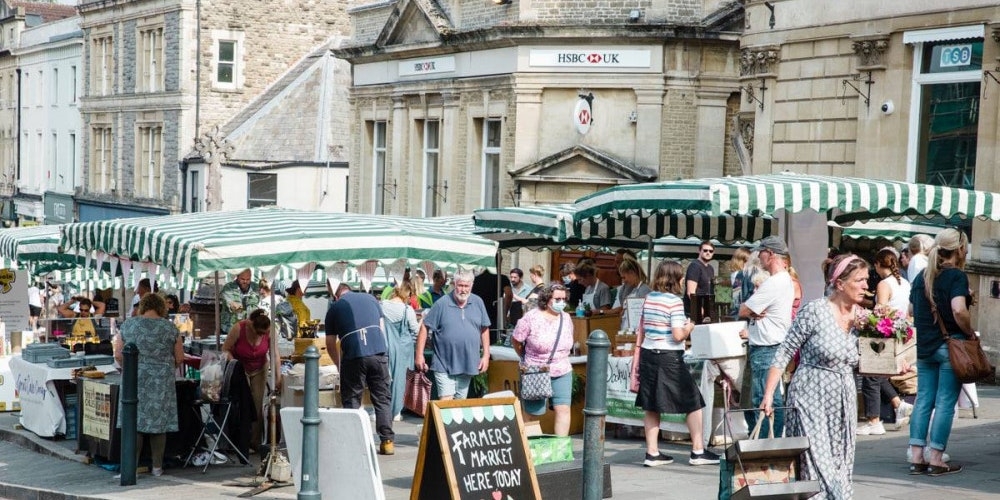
453;269;475;284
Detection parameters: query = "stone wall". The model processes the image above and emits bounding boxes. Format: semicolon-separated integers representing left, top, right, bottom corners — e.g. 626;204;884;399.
350;1;396;46
659;87;696;180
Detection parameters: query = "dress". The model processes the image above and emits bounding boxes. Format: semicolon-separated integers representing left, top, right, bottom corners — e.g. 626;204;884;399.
771;299;859;500
119;317;179;433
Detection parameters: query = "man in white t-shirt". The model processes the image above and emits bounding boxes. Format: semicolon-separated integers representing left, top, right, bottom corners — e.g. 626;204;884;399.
739;235;794;438
906;234;934;281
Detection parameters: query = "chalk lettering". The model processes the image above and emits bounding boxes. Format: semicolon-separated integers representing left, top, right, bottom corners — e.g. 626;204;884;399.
607;357;631;385
470;447;514;468
450;427;514;466
461;471;493;492
492;469;522;488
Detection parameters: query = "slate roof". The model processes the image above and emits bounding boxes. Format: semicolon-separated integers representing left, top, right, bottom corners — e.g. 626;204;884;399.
10;1;77;23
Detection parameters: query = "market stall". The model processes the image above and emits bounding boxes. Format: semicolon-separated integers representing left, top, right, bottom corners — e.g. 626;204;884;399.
9;354;116;437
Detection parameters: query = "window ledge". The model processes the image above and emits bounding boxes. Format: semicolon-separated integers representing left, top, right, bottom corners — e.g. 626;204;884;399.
211;86;243;94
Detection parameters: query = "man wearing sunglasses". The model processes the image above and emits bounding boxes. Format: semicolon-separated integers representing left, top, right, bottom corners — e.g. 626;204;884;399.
685;240;717;322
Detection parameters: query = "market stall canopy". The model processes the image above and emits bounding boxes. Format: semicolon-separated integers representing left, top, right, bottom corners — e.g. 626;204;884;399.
60;208;499;281
0;225;77;269
831;218;947;242
473;203;777;251
573;172;1000;223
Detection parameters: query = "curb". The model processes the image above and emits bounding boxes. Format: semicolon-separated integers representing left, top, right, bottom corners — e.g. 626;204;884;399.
0;425;92;464
0;482;106;500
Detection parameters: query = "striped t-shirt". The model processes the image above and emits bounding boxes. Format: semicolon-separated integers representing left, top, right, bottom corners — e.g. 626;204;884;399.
640;291;687;351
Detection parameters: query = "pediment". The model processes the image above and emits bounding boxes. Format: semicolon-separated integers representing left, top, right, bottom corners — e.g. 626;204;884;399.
510;145;657;185
376;0;453;48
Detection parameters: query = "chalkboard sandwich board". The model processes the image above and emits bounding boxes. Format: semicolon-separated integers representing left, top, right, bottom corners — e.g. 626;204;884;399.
411;397;541;500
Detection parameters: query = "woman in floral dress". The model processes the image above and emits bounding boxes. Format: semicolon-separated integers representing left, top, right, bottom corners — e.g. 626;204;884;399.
114;293;184;477
761;254;869;499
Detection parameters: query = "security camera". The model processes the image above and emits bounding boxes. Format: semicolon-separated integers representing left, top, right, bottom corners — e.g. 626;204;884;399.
880;100;894;115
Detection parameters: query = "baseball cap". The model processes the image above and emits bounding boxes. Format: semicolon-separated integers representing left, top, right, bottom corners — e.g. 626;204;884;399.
754;236;789;255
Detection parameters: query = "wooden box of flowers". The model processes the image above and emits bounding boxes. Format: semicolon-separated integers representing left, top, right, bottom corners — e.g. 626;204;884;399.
856;304;916;376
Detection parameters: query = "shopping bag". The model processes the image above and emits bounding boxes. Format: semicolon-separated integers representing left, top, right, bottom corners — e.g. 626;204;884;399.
519;364;553;400
404;369;431;417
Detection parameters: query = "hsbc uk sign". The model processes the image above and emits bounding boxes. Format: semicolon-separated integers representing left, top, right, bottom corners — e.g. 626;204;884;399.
529;49;651;68
398;56;456;77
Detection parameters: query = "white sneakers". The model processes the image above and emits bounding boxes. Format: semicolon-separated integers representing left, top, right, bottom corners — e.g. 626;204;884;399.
856;421;886;435
892;402;914;431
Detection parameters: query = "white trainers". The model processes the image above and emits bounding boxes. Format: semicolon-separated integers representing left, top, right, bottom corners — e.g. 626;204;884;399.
856;421;886;435
892;402;914;430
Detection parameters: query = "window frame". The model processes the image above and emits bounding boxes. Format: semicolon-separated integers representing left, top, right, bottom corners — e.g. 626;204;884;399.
89;126;113;193
480;118;502;209
421;119;441;217
247;172;277;208
371;120;387;215
136;25;164;93
135;124;163;198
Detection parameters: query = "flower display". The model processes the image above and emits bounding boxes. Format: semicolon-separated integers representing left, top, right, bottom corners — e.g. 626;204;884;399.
854;304;914;343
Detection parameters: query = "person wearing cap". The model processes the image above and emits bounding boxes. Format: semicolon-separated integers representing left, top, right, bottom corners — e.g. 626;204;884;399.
739;235;795;438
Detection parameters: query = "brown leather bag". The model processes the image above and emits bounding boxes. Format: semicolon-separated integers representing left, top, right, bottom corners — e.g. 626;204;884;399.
932;304;994;384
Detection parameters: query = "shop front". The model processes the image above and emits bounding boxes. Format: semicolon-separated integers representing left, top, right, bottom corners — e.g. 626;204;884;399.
76;201;169;222
43;192;75;225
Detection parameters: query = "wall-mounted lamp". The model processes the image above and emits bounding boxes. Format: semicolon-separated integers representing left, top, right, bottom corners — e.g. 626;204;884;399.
841;71;874;109
428;180;448;203
744;78;767;111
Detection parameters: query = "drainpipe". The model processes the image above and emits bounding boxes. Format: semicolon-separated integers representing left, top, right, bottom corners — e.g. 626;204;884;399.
15;67;21;194
194;0;201;139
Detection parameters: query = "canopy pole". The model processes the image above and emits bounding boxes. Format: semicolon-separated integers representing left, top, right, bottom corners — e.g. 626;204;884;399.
646;239;654;278
214;271;221;351
495;251;502;344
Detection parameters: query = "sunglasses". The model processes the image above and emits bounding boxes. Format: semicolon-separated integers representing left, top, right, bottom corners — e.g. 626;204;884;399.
701;249;715;254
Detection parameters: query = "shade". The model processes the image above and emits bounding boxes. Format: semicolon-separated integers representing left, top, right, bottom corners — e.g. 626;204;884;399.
60;208;498;280
0;225;77;268
833;219;947;242
573;172;1000;223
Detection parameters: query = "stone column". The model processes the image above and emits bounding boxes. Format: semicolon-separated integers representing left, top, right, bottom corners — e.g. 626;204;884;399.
441;92;461;214
693;91;731;178
513;87;543;171
634;89;664;168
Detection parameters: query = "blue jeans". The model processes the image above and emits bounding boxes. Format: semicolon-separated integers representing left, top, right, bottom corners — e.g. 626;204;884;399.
745;344;784;438
908;344;961;451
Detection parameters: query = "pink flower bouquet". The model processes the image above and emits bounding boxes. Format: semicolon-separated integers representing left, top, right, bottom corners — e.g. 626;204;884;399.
854;304;914;344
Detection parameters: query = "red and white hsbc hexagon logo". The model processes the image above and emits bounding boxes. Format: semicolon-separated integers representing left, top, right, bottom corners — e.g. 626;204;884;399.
574;96;593;135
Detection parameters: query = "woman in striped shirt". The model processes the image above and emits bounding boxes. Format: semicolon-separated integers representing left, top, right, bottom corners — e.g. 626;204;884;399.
631;260;720;467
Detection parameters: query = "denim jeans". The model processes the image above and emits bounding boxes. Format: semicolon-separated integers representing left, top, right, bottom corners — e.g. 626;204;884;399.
909;344;961;451
745;344;784;438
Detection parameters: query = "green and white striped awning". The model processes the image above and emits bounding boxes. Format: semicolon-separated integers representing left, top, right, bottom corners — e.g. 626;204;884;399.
573;172;1000;223
0;225;77;268
61;208;498;280
832;219;947;242
474;203;776;250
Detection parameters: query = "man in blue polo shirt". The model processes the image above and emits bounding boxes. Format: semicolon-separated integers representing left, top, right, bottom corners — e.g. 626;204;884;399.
325;284;395;455
415;269;490;400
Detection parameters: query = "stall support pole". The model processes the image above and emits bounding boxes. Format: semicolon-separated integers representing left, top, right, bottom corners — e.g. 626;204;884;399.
583;330;610;500
120;342;139;486
298;346;321;499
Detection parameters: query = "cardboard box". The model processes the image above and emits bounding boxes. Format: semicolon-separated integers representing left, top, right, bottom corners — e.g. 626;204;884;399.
690;321;747;359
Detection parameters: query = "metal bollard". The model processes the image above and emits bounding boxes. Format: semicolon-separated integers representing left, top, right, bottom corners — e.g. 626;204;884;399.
298;346;321;499
120;342;139;486
583;330;610;500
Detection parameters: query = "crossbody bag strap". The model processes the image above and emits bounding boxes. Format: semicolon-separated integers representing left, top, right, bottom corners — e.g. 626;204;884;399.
544;314;563;366
929;301;952;341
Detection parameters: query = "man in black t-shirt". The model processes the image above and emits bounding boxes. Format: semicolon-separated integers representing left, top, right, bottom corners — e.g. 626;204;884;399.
686;240;717;321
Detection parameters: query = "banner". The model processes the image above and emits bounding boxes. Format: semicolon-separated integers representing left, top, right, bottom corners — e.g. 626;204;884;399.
0;269;30;332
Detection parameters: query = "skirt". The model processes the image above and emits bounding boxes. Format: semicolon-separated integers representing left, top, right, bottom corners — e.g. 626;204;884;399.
635;348;705;415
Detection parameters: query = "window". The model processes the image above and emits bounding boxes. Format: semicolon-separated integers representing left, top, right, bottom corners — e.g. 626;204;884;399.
89;126;113;192
50;133;57;188
91;35;114;96
136;27;163;92
70;66;77;103
422;119;441;217
217;40;235;84
188;169;202;212
481;119;502;209
36;71;43;107
135;125;163;197
371;120;387;214
247;173;277;208
51;68;59;105
906;36;983;191
21;72;28;106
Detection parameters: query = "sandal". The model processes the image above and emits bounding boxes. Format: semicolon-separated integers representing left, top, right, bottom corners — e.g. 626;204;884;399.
908;463;929;475
927;463;963;477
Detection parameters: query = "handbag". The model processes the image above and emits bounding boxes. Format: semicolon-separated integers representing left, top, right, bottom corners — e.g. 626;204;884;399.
931;302;994;384
404;368;432;417
519;314;563;401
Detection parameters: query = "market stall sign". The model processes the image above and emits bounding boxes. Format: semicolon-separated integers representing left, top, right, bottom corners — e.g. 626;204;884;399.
411;397;540;500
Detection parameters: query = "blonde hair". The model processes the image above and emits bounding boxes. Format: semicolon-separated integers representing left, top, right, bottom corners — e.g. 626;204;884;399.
529;265;544;279
729;247;751;274
923;228;968;306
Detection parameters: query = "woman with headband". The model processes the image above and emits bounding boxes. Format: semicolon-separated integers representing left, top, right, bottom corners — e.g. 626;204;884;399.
760;254;869;499
907;228;970;477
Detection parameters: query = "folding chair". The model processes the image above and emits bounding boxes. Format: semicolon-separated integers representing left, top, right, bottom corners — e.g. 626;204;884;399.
184;358;251;472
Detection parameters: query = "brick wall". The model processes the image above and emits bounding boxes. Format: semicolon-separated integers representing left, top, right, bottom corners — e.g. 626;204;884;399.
659;88;696;179
457;0;519;30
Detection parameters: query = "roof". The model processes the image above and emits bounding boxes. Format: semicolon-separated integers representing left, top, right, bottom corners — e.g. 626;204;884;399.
10;1;76;23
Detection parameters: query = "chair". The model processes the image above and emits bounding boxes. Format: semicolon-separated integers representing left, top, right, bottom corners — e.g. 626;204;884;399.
183;358;251;472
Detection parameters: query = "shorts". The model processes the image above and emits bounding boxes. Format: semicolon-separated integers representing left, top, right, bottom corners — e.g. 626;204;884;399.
634;348;705;415
522;372;573;416
433;371;472;399
29;305;41;317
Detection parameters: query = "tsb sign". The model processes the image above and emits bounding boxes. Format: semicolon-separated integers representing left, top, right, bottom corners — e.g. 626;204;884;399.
939;44;972;68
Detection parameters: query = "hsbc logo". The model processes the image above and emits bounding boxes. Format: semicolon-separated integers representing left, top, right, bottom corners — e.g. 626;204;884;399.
556;53;622;64
413;62;436;72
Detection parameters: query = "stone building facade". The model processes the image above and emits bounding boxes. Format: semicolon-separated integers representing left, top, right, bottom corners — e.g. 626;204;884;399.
76;0;350;220
739;0;1000;355
336;0;745;223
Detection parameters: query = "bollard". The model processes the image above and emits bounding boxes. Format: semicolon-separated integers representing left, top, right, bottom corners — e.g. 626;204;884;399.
120;342;139;486
583;330;610;500
298;346;321;499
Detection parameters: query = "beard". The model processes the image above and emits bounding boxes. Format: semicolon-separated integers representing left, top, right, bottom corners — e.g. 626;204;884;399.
454;289;471;303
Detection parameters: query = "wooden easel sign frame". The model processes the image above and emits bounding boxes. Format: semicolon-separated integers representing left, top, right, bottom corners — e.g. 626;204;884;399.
411;397;541;500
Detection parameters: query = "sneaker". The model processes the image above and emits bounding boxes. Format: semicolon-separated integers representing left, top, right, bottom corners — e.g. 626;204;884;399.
689;450;721;466
906;448;951;463
893;402;914;431
152;467;163;477
643;452;674;467
379;440;395;456
856;421;886;435
393;414;403;422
